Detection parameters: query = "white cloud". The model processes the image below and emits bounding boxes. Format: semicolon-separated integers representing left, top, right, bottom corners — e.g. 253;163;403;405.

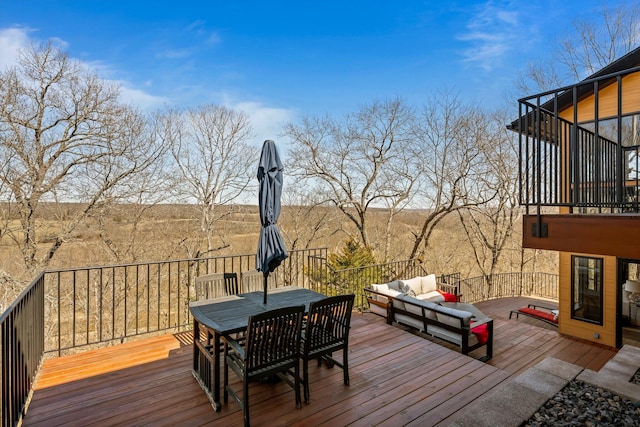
118;84;169;112
0;26;168;113
229;100;296;150
0;27;31;69
457;2;520;71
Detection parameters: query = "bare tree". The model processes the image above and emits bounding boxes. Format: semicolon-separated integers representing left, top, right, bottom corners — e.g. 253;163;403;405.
408;90;494;264
160;104;257;258
284;97;417;255
456;110;521;277
280;187;343;251
517;1;640;94
0;42;165;276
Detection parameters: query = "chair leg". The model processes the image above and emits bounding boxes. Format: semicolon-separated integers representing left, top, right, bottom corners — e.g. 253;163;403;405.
303;358;310;404
325;352;335;368
343;350;349;386
294;361;301;409
223;346;228;403
243;378;250;427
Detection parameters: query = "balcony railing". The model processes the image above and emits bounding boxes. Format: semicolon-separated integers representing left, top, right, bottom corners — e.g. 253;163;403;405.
459;272;558;303
515;65;640;214
0;272;45;427
0;246;557;427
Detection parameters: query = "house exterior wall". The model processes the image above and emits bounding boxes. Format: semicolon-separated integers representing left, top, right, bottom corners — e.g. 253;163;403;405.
522;214;640;259
559;72;640;123
558;251;617;347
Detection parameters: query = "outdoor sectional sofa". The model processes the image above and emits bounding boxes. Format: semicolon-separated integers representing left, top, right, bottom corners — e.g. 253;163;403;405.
364;274;493;361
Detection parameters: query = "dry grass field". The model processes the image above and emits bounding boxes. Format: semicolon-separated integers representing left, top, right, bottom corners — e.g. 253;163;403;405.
0;202;558;285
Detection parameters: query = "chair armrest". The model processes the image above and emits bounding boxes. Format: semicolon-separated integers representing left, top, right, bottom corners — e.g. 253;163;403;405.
223;334;245;359
470;317;493;328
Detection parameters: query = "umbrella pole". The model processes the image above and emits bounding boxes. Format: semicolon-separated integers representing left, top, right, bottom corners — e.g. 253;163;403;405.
263;272;268;304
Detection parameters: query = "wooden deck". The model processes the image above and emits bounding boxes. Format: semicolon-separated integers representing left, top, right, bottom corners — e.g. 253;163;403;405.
23;297;623;427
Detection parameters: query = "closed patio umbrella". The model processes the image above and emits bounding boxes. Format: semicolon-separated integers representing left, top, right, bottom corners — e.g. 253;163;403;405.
256;139;288;304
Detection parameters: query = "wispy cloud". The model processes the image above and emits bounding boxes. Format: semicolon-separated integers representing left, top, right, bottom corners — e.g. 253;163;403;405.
118;85;169;112
0;26;167;113
0;27;32;68
228;99;296;149
457;1;520;71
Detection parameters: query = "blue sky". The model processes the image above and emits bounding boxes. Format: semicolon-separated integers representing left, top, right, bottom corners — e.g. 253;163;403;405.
0;0;627;147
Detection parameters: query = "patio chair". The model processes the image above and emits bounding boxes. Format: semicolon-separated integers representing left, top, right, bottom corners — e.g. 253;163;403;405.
241;269;276;293
195;272;240;300
195;272;243;355
223;305;305;427
300;294;355;404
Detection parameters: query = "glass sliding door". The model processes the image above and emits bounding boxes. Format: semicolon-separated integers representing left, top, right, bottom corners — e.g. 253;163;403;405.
571;255;603;324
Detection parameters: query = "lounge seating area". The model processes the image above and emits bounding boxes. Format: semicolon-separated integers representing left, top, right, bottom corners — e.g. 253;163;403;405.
509;303;559;327
364;275;493;361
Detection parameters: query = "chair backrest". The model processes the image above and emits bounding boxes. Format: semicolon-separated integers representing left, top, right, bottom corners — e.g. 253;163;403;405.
244;305;305;372
195;272;240;300
303;294;355;356
241;270;276;293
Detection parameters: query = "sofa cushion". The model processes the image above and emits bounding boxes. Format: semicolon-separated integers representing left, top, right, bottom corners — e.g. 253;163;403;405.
404;300;423;316
391;293;406;310
427;324;479;347
420;274;437;293
370;283;402;303
399;295;439;320
400;277;422;296
370;283;388;303
435;306;472;328
418;290;445;302
387;280;403;292
371;283;388;293
402;285;417;297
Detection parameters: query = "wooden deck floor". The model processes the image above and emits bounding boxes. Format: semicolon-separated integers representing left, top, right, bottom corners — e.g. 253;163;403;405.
23;297;623;427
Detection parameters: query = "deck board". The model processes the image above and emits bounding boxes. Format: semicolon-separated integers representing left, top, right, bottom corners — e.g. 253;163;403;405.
23;297;626;427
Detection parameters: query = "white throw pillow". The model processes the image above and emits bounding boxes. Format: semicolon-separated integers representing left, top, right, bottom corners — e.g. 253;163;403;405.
371;283;389;293
400;277;422;296
420;274;437;293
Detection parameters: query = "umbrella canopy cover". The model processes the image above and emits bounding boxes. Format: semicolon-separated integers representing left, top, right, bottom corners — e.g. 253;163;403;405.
256;140;288;273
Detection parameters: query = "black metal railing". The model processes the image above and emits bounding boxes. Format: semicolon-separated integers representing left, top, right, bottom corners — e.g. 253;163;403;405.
458;272;558;303
516;65;640;213
41;247;327;356
0;272;45;427
0;249;555;427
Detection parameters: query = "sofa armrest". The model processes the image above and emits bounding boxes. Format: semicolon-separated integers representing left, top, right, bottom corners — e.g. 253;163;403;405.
437;282;458;297
364;288;393;324
470;317;492;328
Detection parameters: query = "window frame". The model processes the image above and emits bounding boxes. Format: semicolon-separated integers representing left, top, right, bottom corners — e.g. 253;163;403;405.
571;255;604;325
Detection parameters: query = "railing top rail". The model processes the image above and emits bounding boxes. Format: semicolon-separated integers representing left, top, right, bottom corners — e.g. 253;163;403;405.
518;64;640;104
44;247;329;274
0;271;44;323
324;259;422;275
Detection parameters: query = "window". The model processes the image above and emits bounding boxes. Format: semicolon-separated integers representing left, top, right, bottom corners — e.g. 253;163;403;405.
571;256;603;324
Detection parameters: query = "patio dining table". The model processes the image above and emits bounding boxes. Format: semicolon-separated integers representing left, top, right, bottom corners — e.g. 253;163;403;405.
189;286;326;411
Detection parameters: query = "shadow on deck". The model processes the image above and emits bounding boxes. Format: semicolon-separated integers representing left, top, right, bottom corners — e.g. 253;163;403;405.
23;297;623;427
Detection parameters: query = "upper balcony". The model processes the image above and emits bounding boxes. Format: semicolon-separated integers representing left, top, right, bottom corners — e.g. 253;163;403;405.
509;47;640;257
